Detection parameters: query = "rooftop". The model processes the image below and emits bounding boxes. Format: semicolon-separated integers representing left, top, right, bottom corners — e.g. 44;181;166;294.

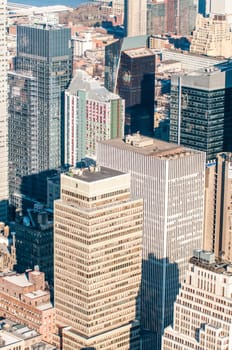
99;134;199;159
66;166;125;183
3;274;32;288
190;254;232;276
67;69;120;102
124;47;155;58
24;290;48;299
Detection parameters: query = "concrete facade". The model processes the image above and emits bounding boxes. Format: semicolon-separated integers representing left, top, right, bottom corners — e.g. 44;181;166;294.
162;251;232;349
54;166;143;349
97;134;205;349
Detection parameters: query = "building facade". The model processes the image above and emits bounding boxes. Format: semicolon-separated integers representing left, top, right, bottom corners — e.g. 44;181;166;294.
97;134;205;349
170;61;232;161
124;0;147;37
117;47;155;136
190;14;232;58
162;250;232;350
54;166;143;349
0;222;16;273
8;24;72;210
14;205;54;287
0;269;55;343
204;153;232;264
64;70;124;166
0;0;8;221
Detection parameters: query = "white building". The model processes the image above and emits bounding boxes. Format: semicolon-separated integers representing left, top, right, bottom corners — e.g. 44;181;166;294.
64;69;124;166
97;134;206;349
0;0;8;221
72;32;93;57
162;250;232;350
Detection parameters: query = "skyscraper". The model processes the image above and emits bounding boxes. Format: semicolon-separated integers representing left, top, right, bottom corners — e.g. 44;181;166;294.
64;70;125;166
8;23;72;210
97;134;205;349
0;0;8;221
124;0;147;37
105;37;155;137
170;61;232;161
162;250;232;350
204;153;232;263
54;166;143;349
117;47;155;136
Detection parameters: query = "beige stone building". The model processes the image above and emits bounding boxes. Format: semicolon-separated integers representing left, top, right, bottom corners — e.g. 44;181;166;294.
0;269;55;343
0;222;16;273
124;0;147;37
191;14;232;58
54;166;143;349
162;250;232;350
204;153;232;262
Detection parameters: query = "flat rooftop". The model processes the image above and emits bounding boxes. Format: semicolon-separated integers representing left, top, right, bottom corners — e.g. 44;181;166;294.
66;166;125;183
3;274;32;288
190;256;232;276
100;135;198;159
124;47;155;58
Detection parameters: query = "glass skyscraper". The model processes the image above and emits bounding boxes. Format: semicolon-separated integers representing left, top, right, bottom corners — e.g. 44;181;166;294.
9;24;72;210
170;61;232;161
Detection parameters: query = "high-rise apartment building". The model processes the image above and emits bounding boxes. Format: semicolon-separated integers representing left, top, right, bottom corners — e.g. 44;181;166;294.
8;24;72;210
64;70;124;166
97;134;205;349
124;0;147;37
162;250;232;350
190;14;232;58
54;166;143;349
170;61;232;161
0;0;8;221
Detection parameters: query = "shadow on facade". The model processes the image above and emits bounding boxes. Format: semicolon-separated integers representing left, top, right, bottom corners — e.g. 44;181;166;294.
141;254;180;350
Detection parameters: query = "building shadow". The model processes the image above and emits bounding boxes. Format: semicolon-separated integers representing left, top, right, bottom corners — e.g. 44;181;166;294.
141;254;180;350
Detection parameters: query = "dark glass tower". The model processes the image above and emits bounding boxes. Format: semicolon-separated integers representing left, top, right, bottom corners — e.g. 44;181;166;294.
170;62;232;161
117;47;155;136
9;24;72;211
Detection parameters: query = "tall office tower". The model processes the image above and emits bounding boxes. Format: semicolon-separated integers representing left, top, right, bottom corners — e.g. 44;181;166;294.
8;24;72;210
162;250;232;350
117;47;155;136
178;0;198;35
124;0;147;37
190;14;232;58
97;134;205;350
64;70;124;167
0;0;8;221
54;166;143;349
147;1;166;36
170;61;232;161
204;153;232;263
